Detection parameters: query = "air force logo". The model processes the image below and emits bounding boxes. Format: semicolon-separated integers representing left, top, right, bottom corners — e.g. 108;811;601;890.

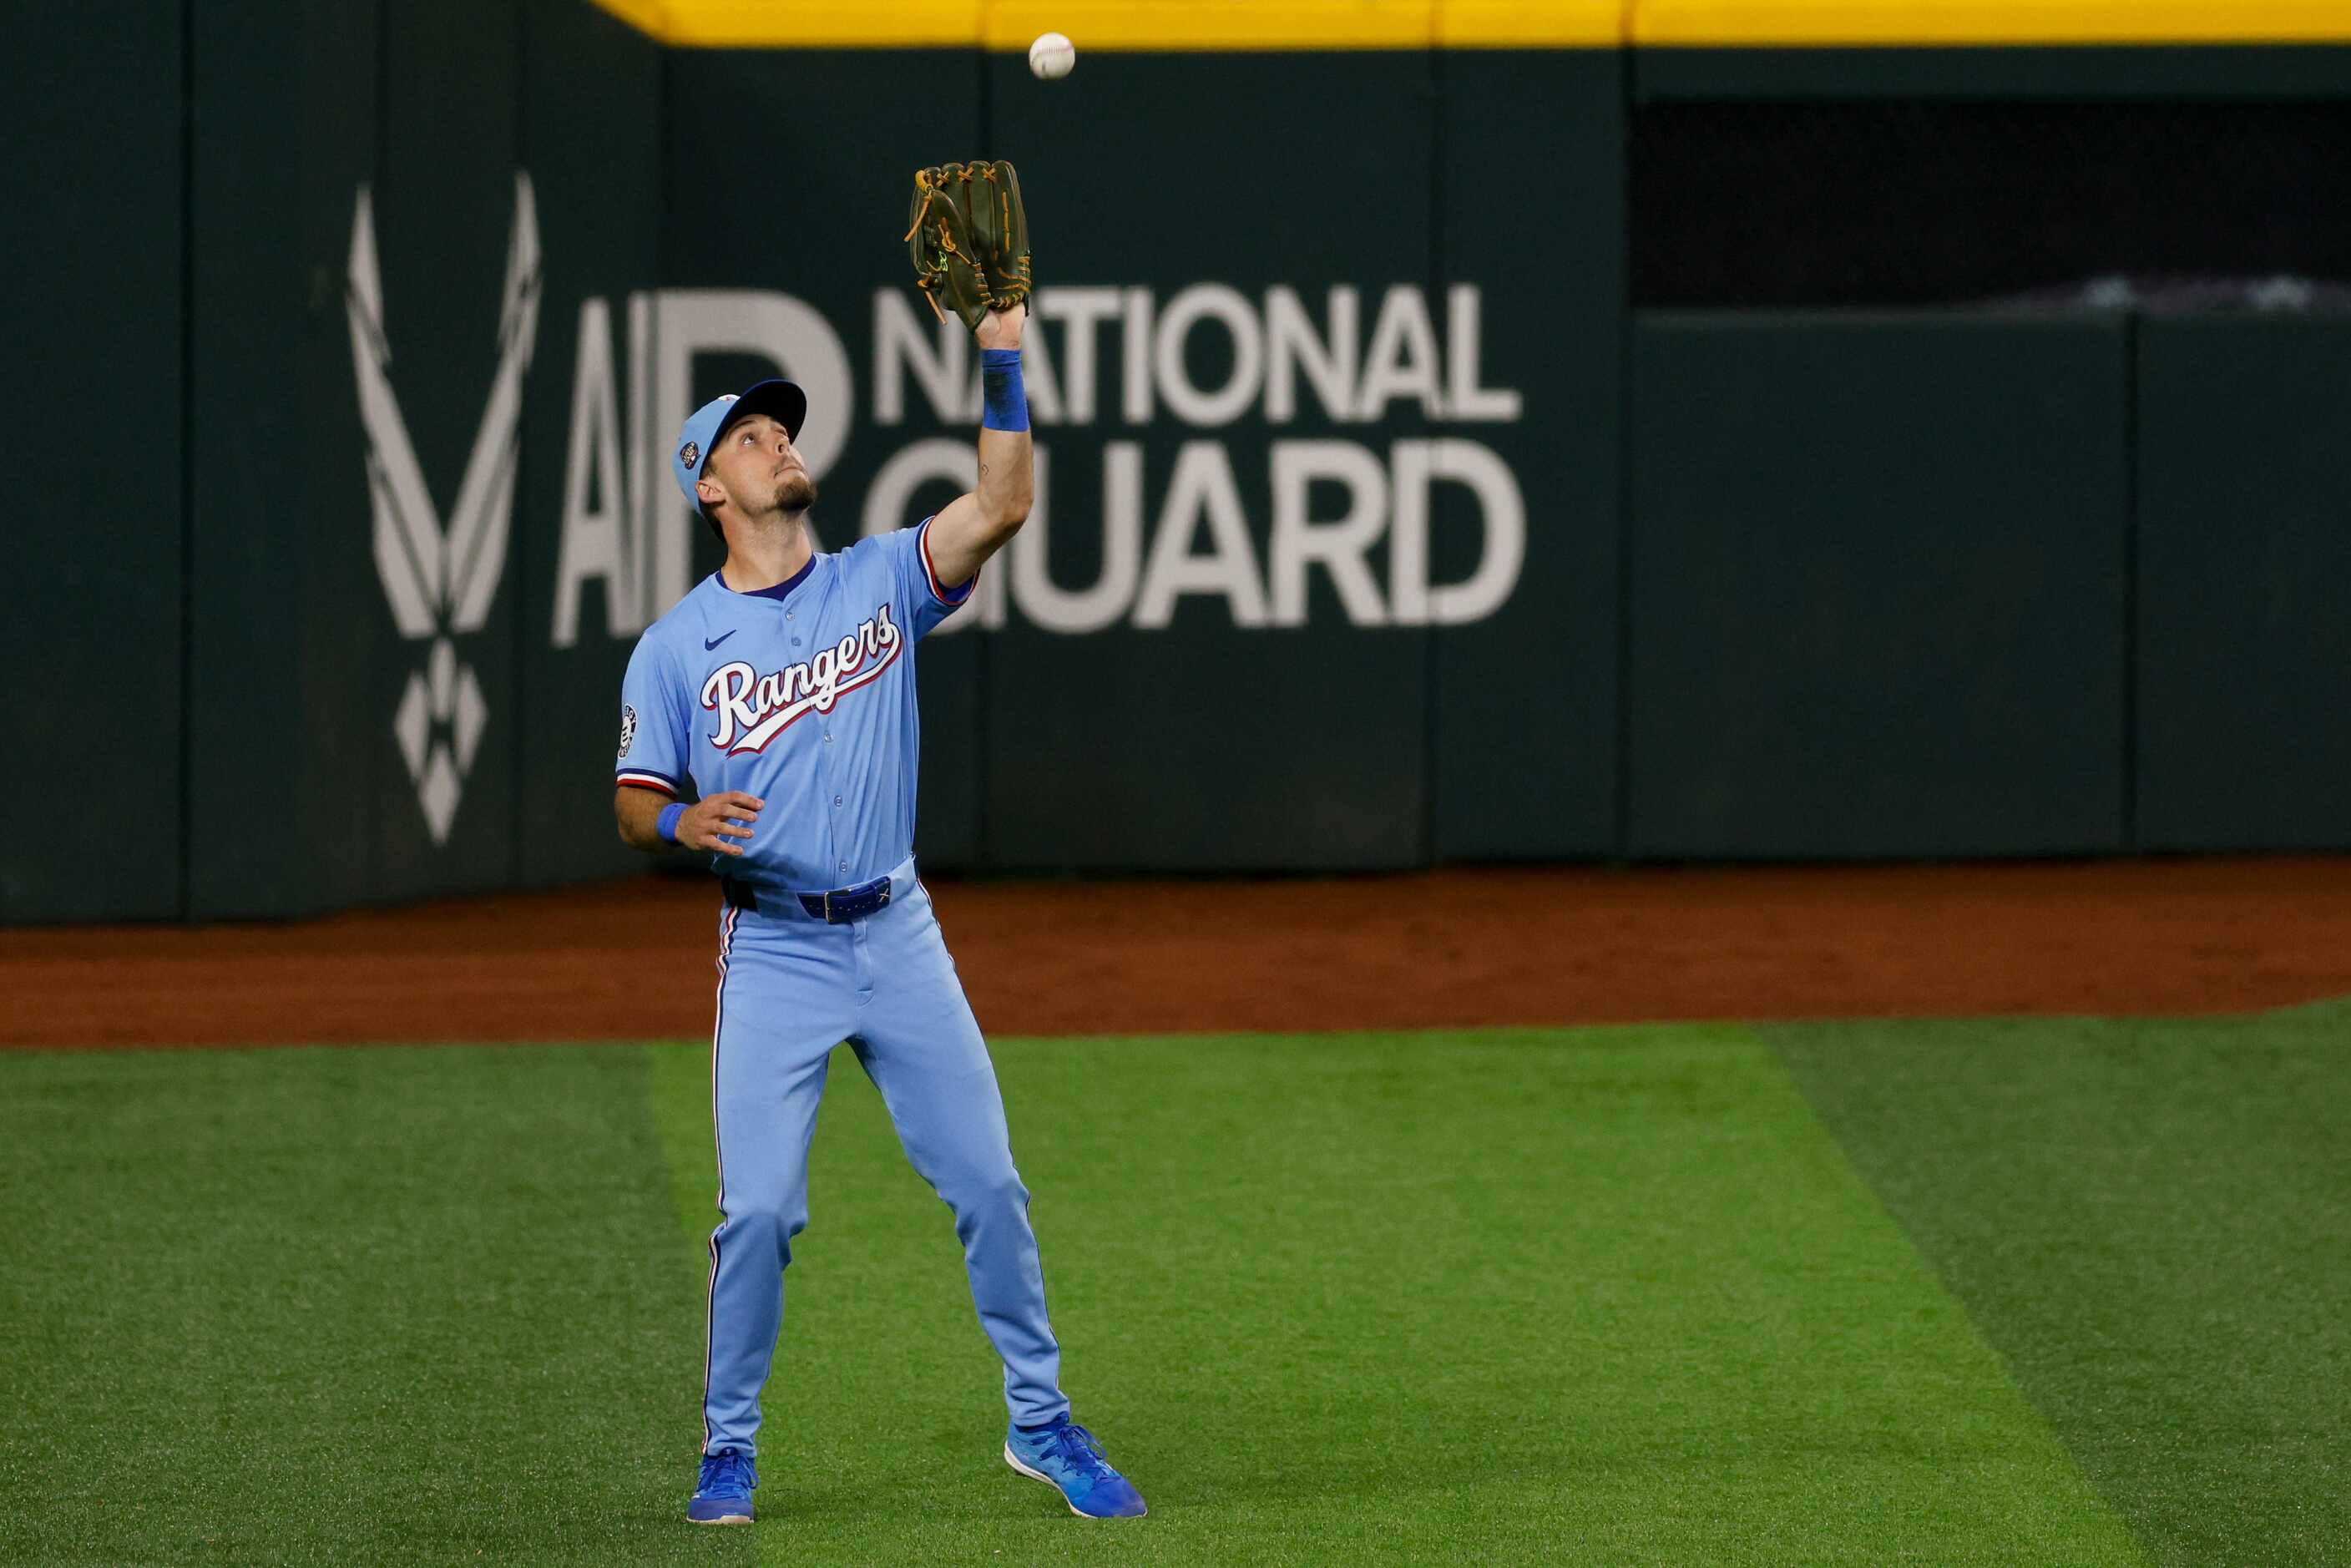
347;171;543;844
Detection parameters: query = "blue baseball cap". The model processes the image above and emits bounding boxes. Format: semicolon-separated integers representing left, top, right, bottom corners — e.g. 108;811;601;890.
672;378;808;515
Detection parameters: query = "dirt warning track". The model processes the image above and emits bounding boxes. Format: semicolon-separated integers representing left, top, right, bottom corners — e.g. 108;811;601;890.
8;858;2351;1050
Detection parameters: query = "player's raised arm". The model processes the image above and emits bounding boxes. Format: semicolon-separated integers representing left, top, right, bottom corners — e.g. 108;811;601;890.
927;306;1031;587
905;160;1035;589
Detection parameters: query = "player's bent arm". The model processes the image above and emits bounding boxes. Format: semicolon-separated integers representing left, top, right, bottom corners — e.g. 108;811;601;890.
925;306;1032;589
614;787;765;857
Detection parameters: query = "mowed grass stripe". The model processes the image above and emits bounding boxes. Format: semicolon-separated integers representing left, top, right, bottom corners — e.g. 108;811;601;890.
0;1044;714;1568
1771;1001;2351;1568
647;1028;2141;1566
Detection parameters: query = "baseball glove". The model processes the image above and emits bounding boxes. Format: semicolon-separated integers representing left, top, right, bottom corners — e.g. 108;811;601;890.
903;160;1031;331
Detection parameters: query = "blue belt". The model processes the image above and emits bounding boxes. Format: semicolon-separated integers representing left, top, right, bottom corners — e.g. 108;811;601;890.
722;873;894;924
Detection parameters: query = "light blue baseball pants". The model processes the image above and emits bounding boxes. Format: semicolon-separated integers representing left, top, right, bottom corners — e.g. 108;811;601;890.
698;859;1069;1455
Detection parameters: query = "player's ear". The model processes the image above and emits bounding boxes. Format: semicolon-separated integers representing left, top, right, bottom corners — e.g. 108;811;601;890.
696;473;726;512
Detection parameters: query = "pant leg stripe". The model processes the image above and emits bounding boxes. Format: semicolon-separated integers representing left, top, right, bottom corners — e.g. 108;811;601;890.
712;903;737;1211
701;1232;722;1454
702;902;740;1454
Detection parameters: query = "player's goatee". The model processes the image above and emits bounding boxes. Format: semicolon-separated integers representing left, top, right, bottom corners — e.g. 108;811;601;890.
779;471;818;513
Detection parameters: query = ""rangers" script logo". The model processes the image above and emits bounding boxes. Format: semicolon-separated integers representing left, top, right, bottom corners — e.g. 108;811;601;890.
700;603;904;754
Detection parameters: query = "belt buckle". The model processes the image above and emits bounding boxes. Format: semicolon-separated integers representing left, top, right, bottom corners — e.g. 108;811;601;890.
822;889;836;923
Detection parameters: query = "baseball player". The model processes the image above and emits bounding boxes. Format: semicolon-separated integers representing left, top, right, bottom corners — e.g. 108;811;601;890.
610;163;1144;1527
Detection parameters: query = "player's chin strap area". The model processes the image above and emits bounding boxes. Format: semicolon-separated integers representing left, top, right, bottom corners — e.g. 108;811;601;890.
720;857;916;925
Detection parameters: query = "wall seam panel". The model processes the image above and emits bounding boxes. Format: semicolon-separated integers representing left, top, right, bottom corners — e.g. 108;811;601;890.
2121;310;2140;852
1423;41;1447;865
1612;65;1636;862
367;0;391;903
176;0;195;918
511;0;529;889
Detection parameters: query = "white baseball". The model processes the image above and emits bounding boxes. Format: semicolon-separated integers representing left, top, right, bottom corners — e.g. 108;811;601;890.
1028;32;1075;80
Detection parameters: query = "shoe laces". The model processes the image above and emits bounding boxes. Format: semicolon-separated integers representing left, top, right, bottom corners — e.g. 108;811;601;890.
1046;1422;1115;1481
700;1449;755;1495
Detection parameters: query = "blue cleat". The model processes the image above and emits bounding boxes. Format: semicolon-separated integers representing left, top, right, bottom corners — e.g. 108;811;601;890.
687;1449;756;1525
1003;1415;1148;1519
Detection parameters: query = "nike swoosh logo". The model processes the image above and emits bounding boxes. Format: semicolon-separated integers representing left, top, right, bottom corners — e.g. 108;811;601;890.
704;631;736;651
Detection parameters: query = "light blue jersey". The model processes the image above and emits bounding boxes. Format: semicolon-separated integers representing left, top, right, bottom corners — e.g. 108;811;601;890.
614;517;973;890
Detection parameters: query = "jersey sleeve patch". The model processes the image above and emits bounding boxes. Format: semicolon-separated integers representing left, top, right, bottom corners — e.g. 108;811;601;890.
918;515;978;606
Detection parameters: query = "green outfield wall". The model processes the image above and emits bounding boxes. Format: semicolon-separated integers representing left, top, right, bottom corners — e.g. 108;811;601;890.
1628;314;2131;859
5;0;2349;920
4;0;187;922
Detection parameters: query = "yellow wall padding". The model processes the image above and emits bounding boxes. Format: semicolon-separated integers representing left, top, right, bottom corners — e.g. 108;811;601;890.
589;0;2351;48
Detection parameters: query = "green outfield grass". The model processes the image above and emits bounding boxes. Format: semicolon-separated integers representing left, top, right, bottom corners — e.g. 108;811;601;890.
2;1006;2344;1565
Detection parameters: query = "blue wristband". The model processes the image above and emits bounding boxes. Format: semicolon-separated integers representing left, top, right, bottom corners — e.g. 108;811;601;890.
656;801;687;846
980;346;1029;432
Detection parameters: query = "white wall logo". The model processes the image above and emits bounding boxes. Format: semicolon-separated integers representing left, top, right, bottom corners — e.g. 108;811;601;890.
347;173;543;843
551;281;1527;648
